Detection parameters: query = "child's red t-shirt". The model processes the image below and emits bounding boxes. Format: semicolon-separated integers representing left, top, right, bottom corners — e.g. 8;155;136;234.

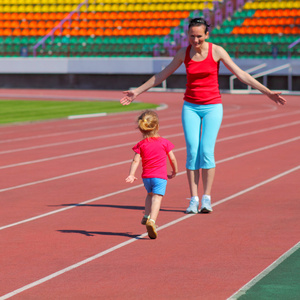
132;137;174;180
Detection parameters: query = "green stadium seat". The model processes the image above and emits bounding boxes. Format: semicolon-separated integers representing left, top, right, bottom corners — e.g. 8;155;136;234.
0;0;299;58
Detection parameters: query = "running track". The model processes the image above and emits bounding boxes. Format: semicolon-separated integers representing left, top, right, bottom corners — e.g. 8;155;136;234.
0;89;299;299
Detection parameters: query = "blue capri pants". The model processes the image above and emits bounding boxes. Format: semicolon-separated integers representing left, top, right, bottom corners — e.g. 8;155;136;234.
181;101;223;170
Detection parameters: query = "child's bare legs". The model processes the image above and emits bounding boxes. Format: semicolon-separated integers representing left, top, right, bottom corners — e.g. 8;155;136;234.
144;193;152;216
145;193;163;222
150;193;163;222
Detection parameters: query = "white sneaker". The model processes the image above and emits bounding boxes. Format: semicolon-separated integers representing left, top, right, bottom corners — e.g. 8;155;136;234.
186;196;199;214
200;195;213;213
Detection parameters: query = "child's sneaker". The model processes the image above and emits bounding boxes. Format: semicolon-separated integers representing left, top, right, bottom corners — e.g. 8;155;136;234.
185;196;199;214
141;215;149;225
146;219;157;239
200;195;213;213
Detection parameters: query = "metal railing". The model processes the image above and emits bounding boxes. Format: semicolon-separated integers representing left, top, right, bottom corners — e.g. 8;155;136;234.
288;37;300;58
230;63;292;93
229;63;267;91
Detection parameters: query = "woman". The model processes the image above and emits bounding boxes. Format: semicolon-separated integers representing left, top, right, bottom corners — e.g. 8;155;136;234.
120;18;286;214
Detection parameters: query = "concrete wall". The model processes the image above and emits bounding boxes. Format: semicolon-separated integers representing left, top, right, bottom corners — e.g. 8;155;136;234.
0;57;298;91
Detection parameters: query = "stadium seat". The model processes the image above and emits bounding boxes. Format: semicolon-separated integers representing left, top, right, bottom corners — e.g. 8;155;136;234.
0;0;298;58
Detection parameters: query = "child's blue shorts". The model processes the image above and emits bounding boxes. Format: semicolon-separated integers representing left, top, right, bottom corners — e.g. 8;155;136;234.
143;178;167;196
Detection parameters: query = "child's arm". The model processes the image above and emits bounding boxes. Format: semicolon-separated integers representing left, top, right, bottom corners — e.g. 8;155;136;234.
125;153;141;183
167;150;178;179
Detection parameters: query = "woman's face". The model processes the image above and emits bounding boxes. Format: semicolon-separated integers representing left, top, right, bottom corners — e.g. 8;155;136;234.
188;25;209;48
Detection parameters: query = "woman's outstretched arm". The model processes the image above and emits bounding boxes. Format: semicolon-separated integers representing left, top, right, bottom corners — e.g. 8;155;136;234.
214;45;287;105
120;48;186;105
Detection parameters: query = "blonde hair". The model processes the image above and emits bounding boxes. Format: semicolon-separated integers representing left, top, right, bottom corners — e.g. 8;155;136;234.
137;110;159;137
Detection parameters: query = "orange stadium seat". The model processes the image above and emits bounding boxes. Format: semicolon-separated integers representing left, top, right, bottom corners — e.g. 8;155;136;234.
96;19;104;27
37;28;46;35
0;0;298;58
12;28;21;36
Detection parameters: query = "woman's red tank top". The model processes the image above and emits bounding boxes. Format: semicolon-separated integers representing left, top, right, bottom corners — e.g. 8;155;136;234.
184;43;222;105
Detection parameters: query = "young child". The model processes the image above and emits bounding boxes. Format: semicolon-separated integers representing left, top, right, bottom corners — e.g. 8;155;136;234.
125;110;178;239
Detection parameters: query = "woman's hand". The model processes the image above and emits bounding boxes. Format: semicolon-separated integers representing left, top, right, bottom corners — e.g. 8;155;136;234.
120;90;137;105
267;91;287;105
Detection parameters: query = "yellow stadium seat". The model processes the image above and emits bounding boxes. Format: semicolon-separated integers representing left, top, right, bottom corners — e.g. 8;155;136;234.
111;4;119;11
88;4;96;12
33;5;42;13
243;2;253;9
141;4;149;11
11;5;20;12
64;5;73;12
55;5;63;12
127;4;135;11
3;5;11;13
41;5;50;12
118;4;127;11
25;5;34;12
79;4;88;12
70;4;78;11
95;4;103;12
168;3;178;11
257;2;266;9
271;2;279;9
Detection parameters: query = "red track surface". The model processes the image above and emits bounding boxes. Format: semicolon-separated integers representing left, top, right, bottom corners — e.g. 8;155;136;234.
0;90;299;299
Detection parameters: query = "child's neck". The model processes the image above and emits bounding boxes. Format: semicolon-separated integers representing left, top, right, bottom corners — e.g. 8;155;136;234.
144;133;160;139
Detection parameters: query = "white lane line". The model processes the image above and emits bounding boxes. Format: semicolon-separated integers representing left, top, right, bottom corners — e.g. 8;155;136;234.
0;132;181;170
0;101;276;142
224;104;277;118
1;118;299;170
0;112;177;144
1;109;299;146
0;160;130;193
221;110;300;129
0;123;179;155
0;135;299;193
0;184;144;231
227;241;300;300
218;121;300;141
0;166;299;300
0;120;137;144
68;113;107;119
0;131;136;154
1;139;299;232
211;165;300;206
0;142;135;170
216;136;300;164
2;119;300;155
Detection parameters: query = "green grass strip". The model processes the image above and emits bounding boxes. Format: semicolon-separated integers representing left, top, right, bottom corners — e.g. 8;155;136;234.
237;247;300;300
0;100;158;124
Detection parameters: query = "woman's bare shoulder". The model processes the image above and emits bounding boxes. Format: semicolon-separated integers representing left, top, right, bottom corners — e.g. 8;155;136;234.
212;43;229;61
